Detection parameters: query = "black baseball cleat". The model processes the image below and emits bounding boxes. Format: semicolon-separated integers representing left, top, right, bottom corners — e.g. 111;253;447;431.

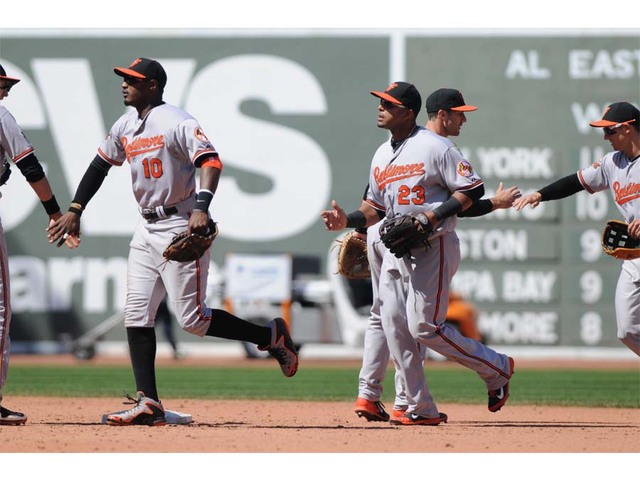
488;357;515;412
0;405;28;425
260;318;299;377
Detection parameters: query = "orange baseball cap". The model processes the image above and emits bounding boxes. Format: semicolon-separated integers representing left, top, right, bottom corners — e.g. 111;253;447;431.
114;57;167;89
0;64;21;86
371;81;422;116
589;102;639;128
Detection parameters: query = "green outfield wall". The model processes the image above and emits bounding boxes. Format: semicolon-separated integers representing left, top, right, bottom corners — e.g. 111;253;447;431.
1;30;638;351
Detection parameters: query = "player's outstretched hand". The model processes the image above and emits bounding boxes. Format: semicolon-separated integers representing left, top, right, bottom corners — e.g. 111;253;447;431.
491;182;521;210
513;191;542;211
47;212;81;248
321;200;347;231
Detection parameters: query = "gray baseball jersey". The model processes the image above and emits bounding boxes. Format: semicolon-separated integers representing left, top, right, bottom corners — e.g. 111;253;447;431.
0;105;34;163
0;105;35;394
98;103;219;209
578;152;640;354
364;128;512;418
98;103;221;336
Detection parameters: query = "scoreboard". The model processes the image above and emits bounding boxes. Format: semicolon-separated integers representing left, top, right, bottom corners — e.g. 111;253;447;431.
406;35;639;348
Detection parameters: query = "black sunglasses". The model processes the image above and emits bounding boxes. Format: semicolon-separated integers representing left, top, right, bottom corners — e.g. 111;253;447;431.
0;83;13;92
603;120;635;136
123;76;147;86
380;99;407;111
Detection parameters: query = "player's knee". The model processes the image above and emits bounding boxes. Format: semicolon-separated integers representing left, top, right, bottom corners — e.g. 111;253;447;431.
180;322;205;336
178;315;211;336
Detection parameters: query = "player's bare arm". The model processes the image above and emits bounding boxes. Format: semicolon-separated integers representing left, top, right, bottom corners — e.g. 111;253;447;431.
188;159;221;235
26;176;78;249
48;155;111;247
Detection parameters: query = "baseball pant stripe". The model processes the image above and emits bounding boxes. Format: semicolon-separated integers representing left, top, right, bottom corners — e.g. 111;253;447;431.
434;325;511;379
194;259;212;323
431;236;446;325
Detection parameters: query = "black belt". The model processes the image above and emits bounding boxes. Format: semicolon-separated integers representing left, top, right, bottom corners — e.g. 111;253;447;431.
141;206;178;221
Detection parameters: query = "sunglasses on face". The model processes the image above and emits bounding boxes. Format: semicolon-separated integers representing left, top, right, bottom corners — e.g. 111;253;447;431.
0;83;13;92
123;76;147;86
380;99;407;111
603;119;636;136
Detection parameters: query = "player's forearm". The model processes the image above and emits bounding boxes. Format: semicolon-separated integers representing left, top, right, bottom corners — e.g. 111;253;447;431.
29;177;62;217
195;165;221;213
458;198;493;218
431;191;471;224
29;176;55;202
537;173;584;201
69;155;111;215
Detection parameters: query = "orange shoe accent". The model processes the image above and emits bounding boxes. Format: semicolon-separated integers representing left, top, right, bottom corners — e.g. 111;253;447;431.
354;397;390;422
390;412;448;426
391;407;408;419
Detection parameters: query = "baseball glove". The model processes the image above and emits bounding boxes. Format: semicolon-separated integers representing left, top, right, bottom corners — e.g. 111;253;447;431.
602;220;640;260
163;220;218;262
379;213;433;258
0;161;11;186
336;232;370;279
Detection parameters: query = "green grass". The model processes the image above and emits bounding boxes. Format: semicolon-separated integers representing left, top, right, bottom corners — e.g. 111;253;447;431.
4;363;639;408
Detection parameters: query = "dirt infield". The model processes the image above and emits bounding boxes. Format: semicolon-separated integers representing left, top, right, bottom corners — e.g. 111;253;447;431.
1;356;638;454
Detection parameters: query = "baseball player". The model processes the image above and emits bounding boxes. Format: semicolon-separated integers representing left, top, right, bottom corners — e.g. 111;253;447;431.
322;84;514;425
514;101;640;356
47;57;298;426
355;183;518;422
0;64;78;425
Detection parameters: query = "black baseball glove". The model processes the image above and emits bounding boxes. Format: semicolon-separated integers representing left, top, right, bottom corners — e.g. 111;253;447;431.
602;220;640;260
163;219;218;262
379;213;433;258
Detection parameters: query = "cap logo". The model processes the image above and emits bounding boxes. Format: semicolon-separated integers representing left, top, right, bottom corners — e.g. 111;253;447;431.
130;58;143;68
385;82;398;92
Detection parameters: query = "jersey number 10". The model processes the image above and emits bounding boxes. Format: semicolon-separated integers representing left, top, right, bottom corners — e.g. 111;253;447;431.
142;157;164;179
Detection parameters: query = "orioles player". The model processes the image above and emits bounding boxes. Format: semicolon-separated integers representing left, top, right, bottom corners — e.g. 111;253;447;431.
354;183;518;423
47;58;298;426
0;64;78;425
514;101;640;356
322;84;514;425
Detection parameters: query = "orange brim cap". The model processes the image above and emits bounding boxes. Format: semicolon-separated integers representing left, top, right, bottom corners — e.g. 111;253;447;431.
589;119;619;127
114;67;146;79
370;91;403;105
589;102;640;128
451;105;478;112
0;76;20;85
